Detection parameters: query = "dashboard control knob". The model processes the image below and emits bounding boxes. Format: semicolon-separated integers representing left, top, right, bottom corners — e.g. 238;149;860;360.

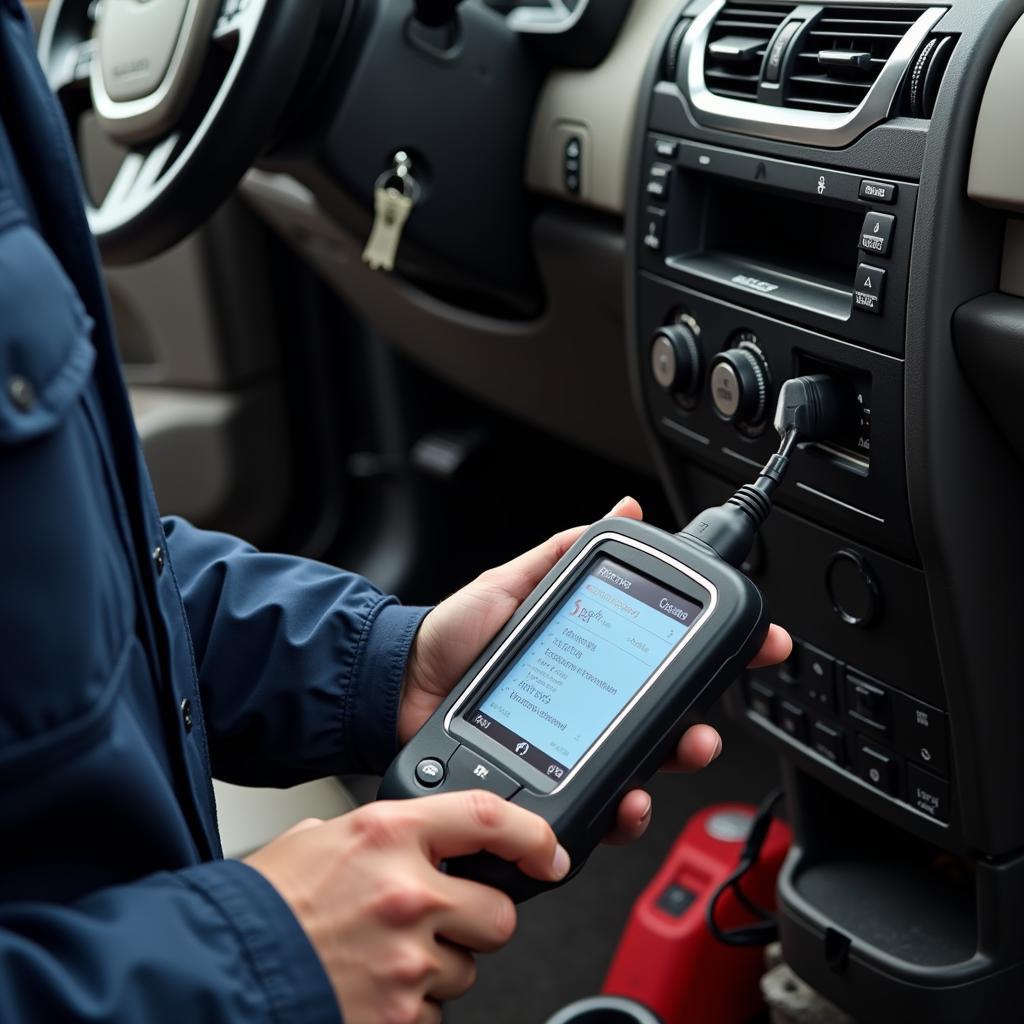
709;343;769;425
650;321;701;396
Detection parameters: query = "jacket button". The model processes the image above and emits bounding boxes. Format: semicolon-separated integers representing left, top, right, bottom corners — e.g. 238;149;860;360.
8;375;35;413
180;698;193;733
152;545;165;575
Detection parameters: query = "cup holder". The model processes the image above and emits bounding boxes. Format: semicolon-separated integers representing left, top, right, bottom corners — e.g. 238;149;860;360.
542;996;663;1024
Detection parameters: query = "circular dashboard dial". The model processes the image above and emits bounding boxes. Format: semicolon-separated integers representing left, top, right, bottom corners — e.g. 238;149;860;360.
709;333;770;431
649;314;702;399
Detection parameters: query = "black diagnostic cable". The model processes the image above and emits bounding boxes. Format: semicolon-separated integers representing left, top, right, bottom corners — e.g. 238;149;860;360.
678;374;849;568
706;787;787;947
680;375;847;944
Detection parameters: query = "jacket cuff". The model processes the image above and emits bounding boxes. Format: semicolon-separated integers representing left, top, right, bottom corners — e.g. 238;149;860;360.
178;859;341;1024
349;601;431;776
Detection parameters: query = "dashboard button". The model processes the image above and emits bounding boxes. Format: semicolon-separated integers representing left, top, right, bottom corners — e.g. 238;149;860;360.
907;764;950;822
894;695;949;775
445;747;520;798
643;206;667;252
846;671;890;733
564;136;583;195
859;212;896;256
859;179;898;204
799;643;837;713
646;162;673;200
857;740;899;796
654;138;678;159
811;720;845;764
777;700;808;743
415;757;446;788
853;263;886;314
748;679;776;720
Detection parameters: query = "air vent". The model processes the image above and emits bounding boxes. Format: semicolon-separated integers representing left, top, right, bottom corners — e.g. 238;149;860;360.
785;6;923;113
704;3;794;100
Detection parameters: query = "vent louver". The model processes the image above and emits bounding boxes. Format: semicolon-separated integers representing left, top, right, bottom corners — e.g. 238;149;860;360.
786;6;922;113
704;3;793;100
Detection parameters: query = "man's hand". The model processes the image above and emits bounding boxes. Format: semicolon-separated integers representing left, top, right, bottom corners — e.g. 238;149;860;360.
399;497;792;843
245;792;567;1024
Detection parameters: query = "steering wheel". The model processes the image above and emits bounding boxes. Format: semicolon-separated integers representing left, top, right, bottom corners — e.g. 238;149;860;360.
38;0;339;264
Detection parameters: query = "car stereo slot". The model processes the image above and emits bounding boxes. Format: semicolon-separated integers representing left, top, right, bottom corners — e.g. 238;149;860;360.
666;252;853;322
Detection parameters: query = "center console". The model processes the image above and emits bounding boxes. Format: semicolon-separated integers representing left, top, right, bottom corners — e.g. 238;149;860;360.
627;1;1024;1019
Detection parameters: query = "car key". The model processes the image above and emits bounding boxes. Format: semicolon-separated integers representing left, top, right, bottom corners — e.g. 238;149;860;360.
362;151;419;272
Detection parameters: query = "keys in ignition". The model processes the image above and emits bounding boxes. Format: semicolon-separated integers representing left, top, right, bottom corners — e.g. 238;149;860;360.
362;151;420;272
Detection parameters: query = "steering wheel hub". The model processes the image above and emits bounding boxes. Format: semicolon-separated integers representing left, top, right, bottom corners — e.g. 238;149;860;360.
94;0;220;143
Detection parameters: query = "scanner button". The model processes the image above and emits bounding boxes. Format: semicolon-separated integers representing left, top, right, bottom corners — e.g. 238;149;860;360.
415;758;446;788
656;883;698;918
446;747;520;799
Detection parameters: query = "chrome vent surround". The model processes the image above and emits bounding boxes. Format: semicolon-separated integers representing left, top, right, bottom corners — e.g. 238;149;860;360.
787;6;924;112
676;0;947;149
705;3;795;100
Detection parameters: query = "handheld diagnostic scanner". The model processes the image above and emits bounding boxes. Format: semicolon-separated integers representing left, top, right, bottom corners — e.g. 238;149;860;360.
379;375;845;901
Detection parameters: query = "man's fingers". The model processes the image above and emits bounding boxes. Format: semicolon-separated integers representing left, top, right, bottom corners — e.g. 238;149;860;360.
279;817;324;838
416;791;568;882
748;624;793;668
603;789;653;846
661;723;723;773
433;874;518;953
425;943;478;1002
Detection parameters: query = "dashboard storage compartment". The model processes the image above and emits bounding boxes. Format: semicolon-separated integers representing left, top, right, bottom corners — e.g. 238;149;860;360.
777;768;1024;1023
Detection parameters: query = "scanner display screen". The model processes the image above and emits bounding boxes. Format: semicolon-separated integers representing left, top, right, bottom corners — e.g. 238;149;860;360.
465;558;703;782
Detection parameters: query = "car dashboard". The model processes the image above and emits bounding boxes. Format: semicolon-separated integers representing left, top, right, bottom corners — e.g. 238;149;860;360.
240;1;1024;1019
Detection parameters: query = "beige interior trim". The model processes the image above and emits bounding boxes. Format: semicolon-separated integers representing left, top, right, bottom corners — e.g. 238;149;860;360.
968;13;1024;214
525;0;679;215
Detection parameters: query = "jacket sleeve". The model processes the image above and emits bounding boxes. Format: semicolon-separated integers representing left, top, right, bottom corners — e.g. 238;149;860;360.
0;859;340;1024
162;517;430;785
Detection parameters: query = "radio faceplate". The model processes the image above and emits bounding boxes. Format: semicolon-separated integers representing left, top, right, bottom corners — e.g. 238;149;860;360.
637;136;918;356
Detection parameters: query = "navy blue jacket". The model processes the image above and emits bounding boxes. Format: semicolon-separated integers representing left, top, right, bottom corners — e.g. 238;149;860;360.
0;2;428;1020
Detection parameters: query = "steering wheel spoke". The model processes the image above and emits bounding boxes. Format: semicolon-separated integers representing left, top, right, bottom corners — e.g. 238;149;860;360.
39;0;322;261
93;132;179;229
52;38;94;95
212;0;262;46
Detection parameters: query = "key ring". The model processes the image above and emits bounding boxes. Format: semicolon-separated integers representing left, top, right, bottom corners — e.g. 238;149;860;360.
375;151;421;203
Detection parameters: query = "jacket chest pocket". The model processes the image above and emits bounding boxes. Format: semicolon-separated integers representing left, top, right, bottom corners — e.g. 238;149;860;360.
0;196;136;760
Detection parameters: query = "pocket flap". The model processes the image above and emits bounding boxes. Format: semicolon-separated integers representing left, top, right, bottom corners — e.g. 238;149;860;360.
0;199;95;445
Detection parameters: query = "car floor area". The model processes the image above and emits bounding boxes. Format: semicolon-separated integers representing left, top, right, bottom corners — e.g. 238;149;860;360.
444;708;781;1023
